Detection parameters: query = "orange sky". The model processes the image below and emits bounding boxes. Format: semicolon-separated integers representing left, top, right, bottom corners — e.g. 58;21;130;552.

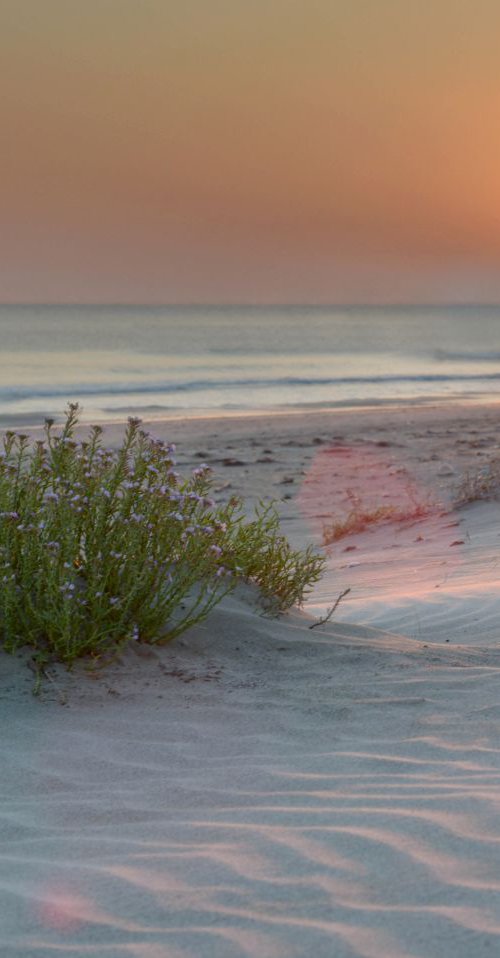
2;0;500;304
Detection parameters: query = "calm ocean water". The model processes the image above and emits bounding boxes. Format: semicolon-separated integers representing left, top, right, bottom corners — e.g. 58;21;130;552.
1;304;500;425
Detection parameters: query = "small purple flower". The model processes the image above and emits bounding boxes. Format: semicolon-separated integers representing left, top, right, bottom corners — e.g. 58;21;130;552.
60;581;75;593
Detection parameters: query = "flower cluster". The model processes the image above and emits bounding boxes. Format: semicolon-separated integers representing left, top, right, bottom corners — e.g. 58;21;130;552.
0;404;325;667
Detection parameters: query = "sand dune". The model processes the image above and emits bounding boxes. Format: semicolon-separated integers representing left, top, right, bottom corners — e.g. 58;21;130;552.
3;587;500;957
2;403;500;956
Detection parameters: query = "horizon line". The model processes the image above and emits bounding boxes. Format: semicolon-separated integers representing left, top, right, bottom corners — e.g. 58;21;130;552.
2;301;500;310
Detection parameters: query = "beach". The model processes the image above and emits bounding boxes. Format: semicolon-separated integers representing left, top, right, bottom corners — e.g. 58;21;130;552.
2;400;500;957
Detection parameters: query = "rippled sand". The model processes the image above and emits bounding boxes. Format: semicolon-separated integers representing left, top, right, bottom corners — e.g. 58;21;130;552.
2;402;500;957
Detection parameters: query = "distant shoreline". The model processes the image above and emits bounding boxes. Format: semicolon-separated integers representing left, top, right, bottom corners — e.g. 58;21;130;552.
1;393;500;433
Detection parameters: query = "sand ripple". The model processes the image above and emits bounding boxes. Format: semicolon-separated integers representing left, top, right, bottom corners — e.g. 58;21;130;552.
2;589;500;957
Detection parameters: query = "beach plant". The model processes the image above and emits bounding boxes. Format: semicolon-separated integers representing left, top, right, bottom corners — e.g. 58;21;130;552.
0;404;325;668
454;461;500;506
322;485;437;545
323;504;396;543
222;502;325;614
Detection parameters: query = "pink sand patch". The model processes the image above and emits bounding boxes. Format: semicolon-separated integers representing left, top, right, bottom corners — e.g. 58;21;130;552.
298;443;466;601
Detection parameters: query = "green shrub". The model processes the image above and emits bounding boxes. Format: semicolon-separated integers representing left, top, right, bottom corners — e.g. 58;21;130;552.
224;502;325;613
0;405;325;667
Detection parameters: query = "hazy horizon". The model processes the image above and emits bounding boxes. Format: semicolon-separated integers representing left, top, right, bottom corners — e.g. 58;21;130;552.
3;2;500;304
4;302;500;310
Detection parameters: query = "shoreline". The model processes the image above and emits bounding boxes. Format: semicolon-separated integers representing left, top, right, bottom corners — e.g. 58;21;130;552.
2;391;500;432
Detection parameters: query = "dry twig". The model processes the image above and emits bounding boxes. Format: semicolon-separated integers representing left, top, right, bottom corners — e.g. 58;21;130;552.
309;587;351;629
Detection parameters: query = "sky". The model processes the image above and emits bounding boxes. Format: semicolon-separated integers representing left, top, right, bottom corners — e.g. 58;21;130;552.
2;0;500;305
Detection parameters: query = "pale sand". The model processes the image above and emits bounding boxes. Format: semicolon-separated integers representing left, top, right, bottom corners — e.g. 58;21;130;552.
2;401;500;957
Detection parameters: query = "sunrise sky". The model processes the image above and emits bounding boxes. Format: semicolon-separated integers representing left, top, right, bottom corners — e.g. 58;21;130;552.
2;0;500;304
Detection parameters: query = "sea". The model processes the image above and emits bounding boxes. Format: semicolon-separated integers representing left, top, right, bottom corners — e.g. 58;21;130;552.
1;304;500;426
